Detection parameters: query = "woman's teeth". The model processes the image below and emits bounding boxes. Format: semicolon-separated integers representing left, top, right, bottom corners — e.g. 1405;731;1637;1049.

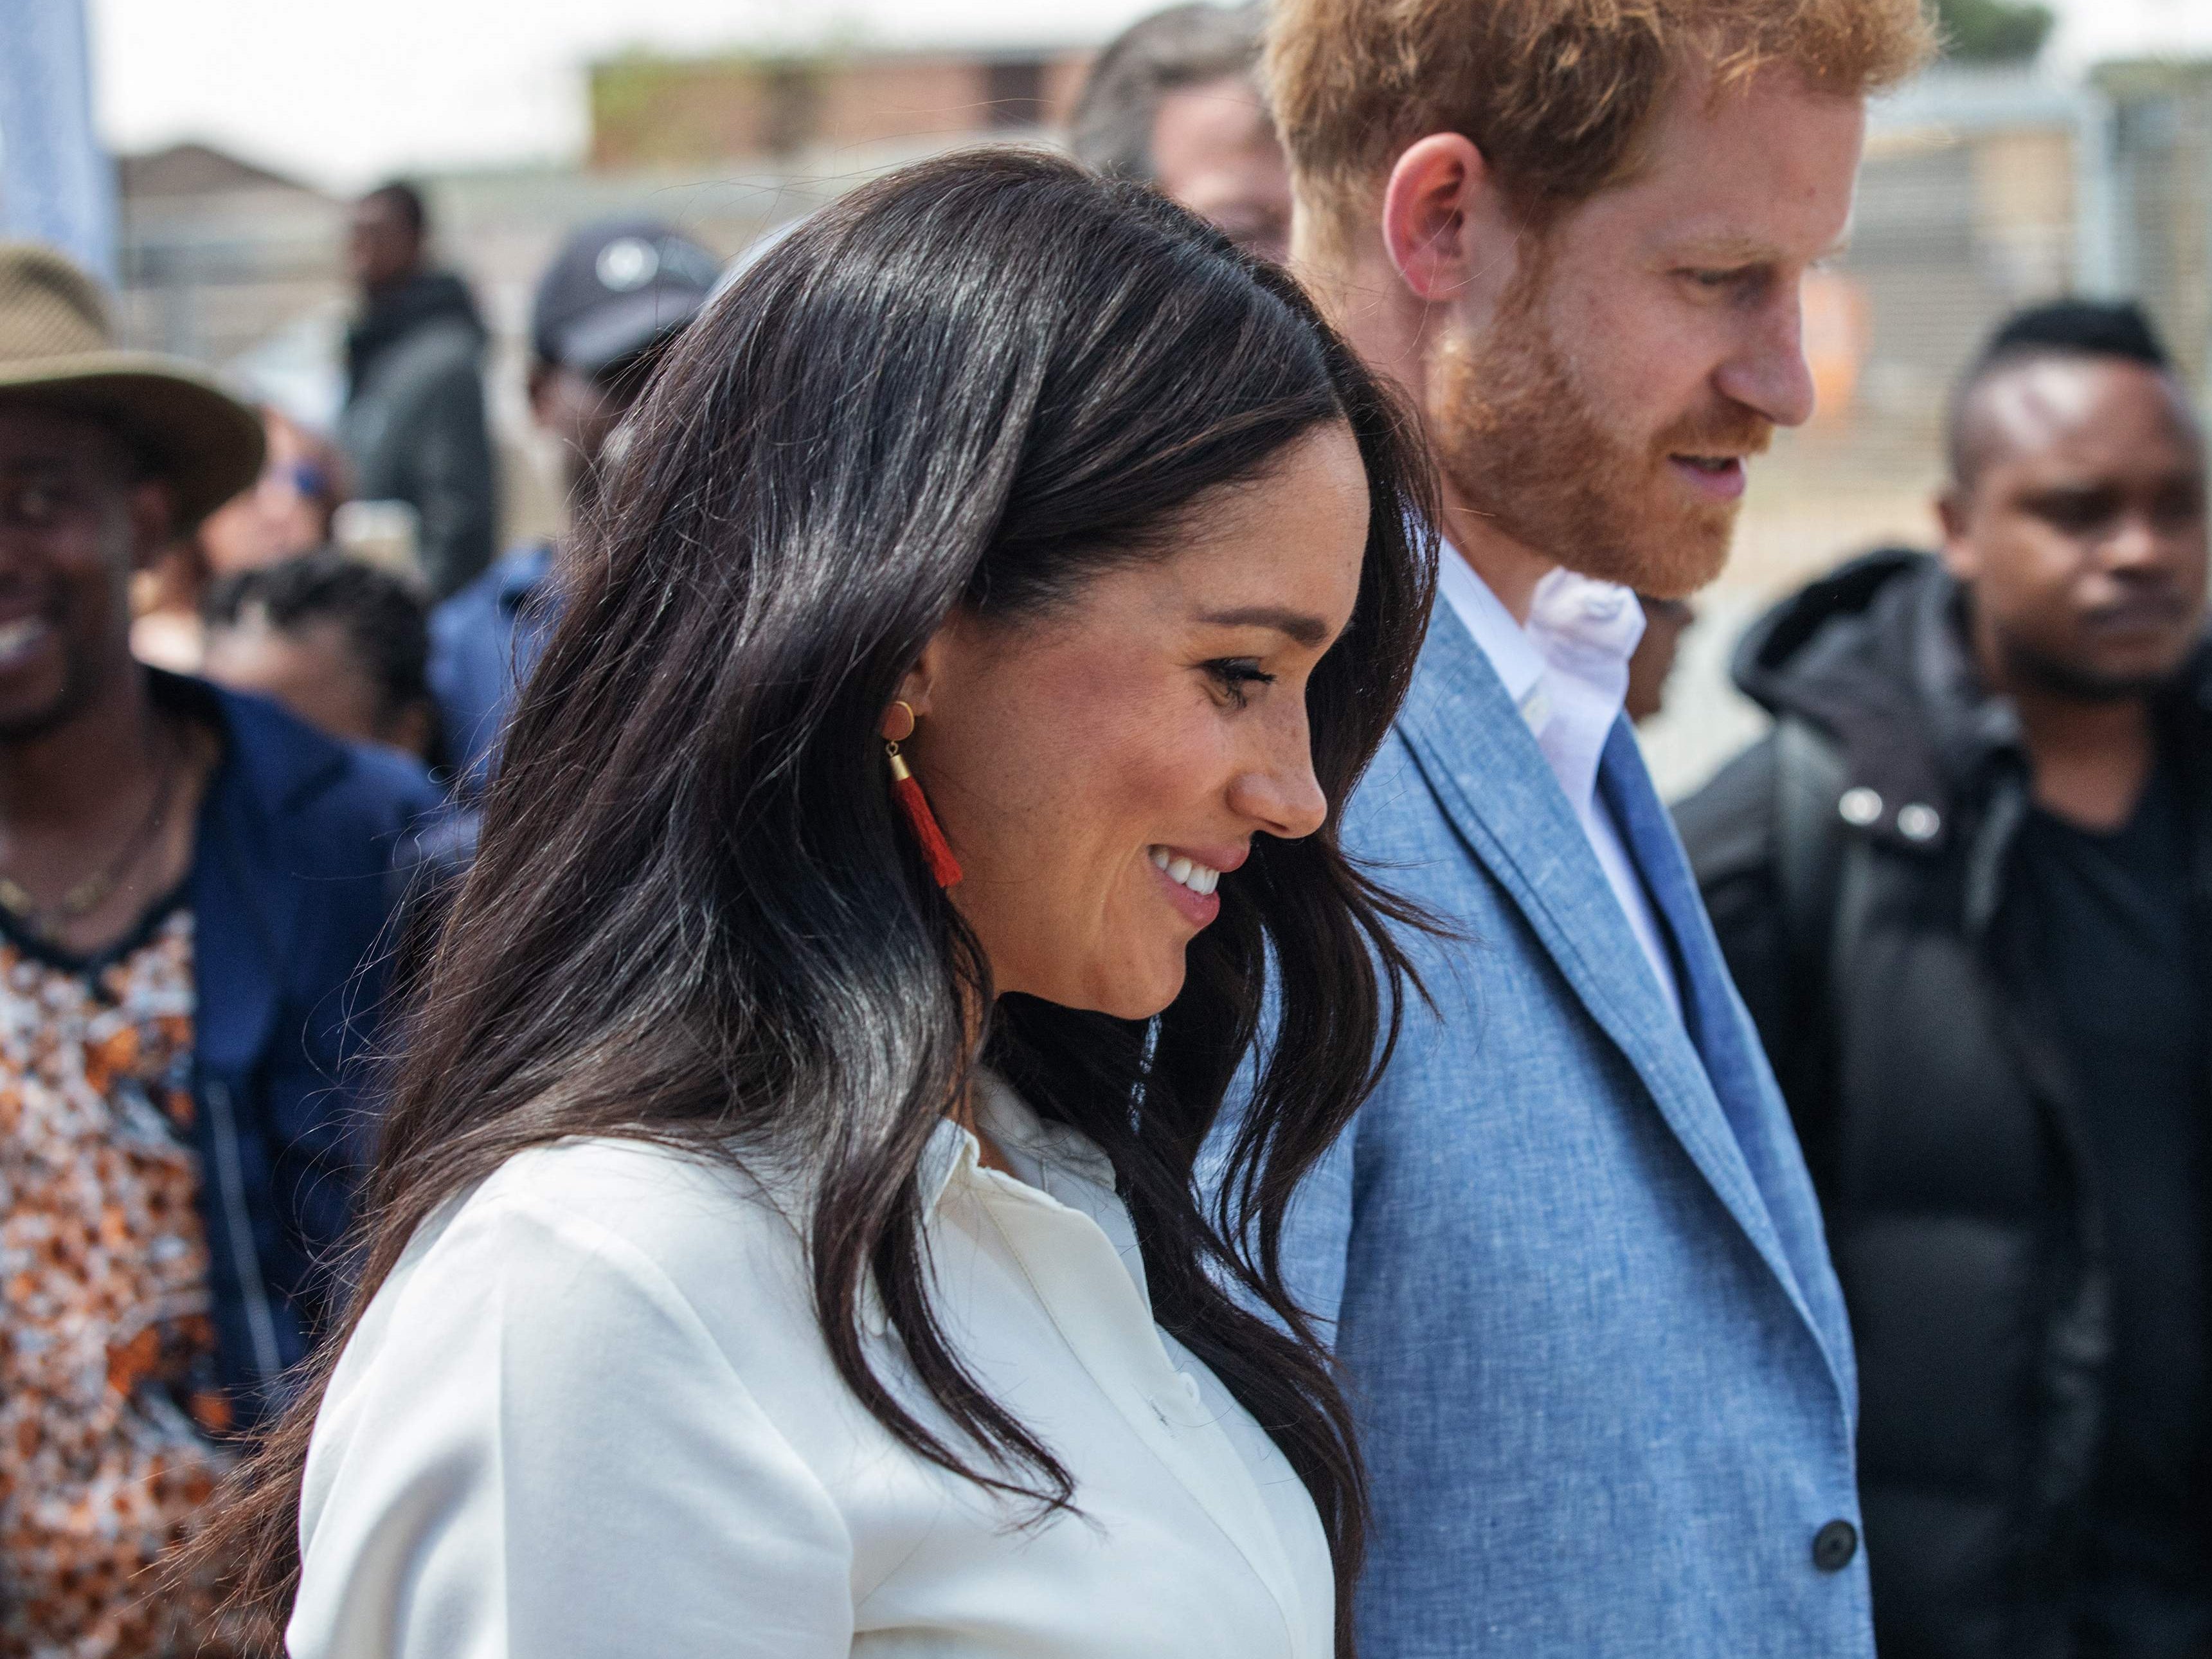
1150;847;1220;897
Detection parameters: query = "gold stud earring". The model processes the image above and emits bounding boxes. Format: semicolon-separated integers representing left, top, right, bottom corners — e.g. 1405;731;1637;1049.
883;700;960;887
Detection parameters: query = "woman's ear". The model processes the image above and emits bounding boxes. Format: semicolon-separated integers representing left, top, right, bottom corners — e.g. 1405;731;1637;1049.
886;630;948;736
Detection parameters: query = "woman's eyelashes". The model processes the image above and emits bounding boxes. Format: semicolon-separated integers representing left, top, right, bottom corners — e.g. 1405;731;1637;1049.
1203;657;1277;709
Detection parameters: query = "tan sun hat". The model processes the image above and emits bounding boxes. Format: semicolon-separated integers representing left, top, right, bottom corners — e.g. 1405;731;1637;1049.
0;240;265;529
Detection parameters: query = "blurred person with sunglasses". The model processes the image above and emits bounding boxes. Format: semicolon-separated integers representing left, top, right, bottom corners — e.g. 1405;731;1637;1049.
197;408;345;577
429;219;720;800
130;406;348;674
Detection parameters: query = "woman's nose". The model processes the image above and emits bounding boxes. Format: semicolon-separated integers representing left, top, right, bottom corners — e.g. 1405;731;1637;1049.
1229;724;1328;842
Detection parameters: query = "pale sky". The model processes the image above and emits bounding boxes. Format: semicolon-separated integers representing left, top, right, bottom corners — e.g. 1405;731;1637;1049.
91;0;2212;192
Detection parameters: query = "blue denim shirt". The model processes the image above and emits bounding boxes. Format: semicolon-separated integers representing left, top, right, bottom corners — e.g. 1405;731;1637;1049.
1270;610;1871;1656
427;539;557;801
174;673;444;1425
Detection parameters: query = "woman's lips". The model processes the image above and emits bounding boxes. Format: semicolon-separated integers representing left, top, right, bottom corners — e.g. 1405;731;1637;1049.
1149;844;1230;927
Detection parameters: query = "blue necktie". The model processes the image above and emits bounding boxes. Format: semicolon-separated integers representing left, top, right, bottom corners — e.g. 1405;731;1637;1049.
1596;720;1771;1163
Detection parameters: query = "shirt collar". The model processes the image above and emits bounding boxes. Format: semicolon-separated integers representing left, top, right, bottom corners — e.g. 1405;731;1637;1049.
917;1069;1119;1216
1434;542;1648;679
1434;543;1546;712
1527;566;1647;676
496;541;557;614
1430;542;1648;819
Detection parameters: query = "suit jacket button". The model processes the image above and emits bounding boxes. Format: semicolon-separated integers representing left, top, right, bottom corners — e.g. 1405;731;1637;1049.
1812;1519;1859;1572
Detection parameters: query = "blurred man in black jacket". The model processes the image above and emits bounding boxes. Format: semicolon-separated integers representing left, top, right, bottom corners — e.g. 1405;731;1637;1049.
337;181;497;599
1677;301;2211;1659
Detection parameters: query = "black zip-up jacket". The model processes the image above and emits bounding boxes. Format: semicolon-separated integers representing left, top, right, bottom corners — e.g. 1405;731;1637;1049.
339;271;497;600
1674;550;2212;1658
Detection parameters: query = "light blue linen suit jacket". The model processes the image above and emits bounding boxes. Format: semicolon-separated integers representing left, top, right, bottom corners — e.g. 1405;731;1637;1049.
1284;607;1872;1655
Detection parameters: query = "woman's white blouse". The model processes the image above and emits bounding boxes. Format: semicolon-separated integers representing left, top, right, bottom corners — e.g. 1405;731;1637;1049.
287;1077;1335;1658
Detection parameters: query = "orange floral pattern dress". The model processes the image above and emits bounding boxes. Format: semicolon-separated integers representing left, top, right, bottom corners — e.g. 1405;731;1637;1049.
0;907;240;1658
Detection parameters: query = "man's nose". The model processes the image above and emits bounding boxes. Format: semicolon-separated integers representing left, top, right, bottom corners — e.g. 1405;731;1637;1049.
1714;288;1817;431
2103;508;2170;574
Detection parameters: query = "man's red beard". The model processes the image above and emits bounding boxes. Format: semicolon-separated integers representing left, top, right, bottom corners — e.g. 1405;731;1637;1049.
1428;268;1773;600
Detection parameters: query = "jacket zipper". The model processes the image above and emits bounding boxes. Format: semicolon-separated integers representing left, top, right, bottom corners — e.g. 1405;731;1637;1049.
204;1076;284;1383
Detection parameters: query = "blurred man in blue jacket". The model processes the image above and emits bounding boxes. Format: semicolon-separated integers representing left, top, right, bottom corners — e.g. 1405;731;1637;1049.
0;241;440;1654
1248;0;1933;1652
431;219;720;800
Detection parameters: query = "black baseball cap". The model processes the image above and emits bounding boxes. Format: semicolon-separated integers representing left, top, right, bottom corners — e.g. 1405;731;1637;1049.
531;218;723;379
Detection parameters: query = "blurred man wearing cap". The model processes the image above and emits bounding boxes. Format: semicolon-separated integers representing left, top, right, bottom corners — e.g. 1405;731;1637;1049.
0;241;442;1654
430;218;721;799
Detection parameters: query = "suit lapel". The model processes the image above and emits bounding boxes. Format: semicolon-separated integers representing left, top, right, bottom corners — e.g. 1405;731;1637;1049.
1599;723;1855;1368
1394;613;1818;1328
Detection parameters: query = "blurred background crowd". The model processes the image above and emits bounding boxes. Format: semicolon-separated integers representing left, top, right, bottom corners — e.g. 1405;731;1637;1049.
1;0;2211;1651
6;0;2212;799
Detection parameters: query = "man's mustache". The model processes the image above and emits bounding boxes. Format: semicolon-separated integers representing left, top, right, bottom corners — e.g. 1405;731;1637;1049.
1655;403;1774;459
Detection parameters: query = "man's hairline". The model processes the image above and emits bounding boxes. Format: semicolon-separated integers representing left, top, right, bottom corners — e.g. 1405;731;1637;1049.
1948;349;2202;496
1289;53;1871;268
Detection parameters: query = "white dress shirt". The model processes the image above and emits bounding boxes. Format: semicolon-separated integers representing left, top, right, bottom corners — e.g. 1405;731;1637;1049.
289;1074;1335;1659
1434;550;1684;1020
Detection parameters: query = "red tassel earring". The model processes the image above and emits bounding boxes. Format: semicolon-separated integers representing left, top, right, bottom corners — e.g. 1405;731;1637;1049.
884;700;962;889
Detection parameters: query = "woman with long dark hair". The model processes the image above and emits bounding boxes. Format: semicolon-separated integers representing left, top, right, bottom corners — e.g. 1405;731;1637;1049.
195;149;1434;1657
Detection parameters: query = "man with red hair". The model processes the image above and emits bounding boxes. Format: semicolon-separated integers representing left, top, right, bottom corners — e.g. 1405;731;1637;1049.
1255;0;1931;1651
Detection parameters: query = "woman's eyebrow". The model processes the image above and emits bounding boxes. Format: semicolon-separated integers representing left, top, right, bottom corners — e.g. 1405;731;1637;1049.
1196;606;1333;646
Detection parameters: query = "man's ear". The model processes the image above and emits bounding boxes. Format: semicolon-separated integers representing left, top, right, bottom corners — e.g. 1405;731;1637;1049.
1381;133;1516;305
526;363;559;430
128;479;178;575
384;698;438;761
1936;485;1981;581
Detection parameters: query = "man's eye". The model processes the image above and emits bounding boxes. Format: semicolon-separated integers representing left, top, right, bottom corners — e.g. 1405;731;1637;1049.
2151;487;2206;532
2;485;60;524
2034;491;2118;533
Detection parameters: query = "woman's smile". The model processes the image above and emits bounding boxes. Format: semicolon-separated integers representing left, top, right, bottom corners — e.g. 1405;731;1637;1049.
1148;841;1244;925
894;422;1367;1020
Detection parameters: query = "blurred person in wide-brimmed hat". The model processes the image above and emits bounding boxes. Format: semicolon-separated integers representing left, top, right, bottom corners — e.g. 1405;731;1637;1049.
0;240;445;1657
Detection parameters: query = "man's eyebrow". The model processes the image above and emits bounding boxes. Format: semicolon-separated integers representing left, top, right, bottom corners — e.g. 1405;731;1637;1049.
1664;230;1851;265
1197;606;1334;647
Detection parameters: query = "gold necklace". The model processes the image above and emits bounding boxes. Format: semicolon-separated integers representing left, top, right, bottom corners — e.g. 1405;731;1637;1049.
0;738;180;940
